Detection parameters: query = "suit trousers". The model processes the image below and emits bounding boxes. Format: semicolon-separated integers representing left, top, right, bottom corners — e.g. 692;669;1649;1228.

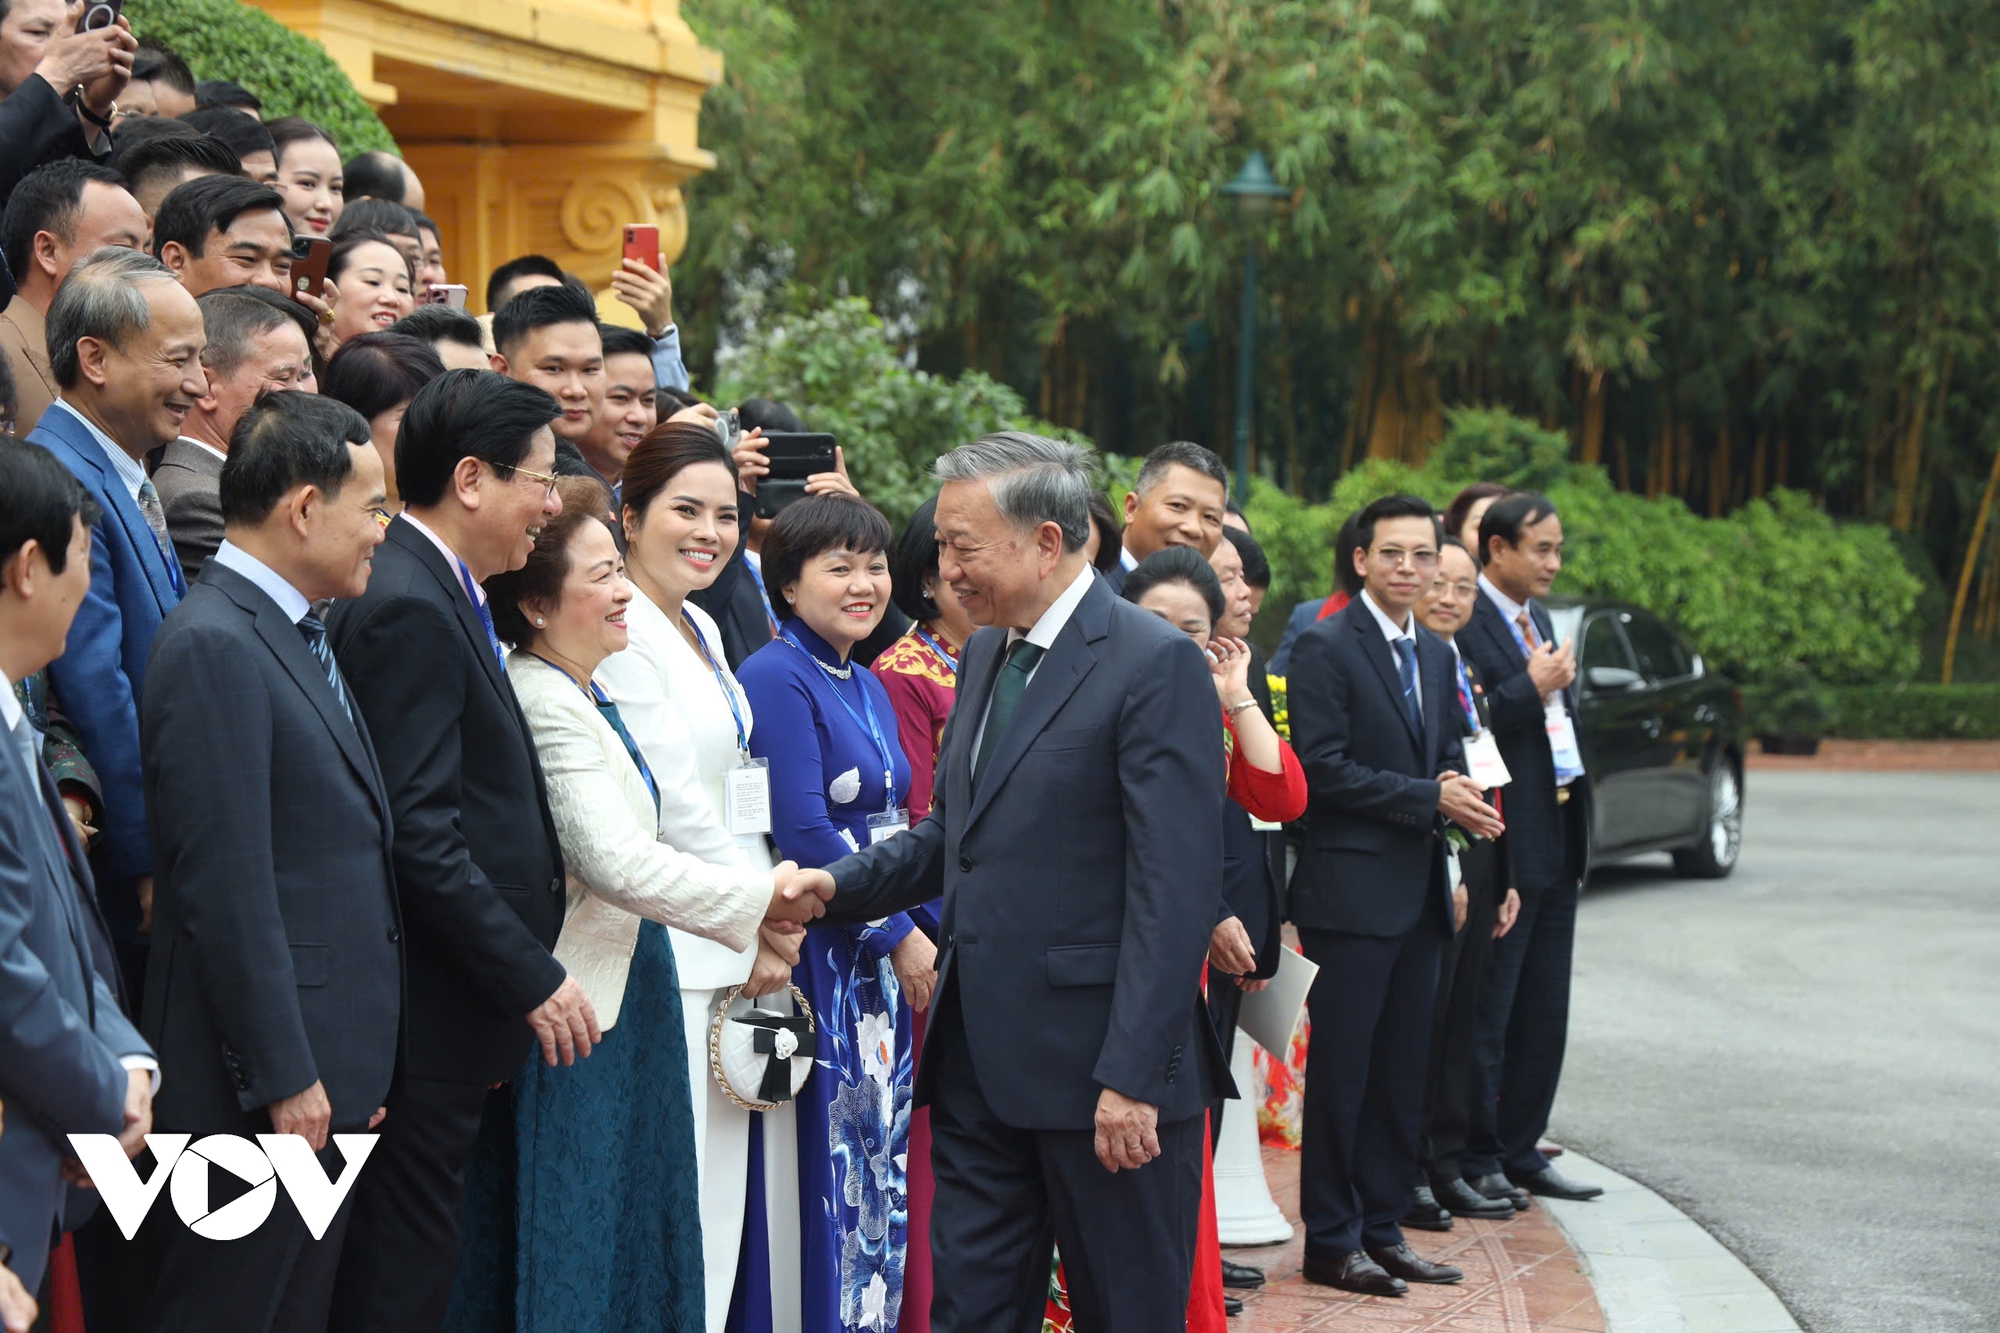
1463;807;1579;1180
143;1138;360;1333
1421;838;1501;1180
925;997;1205;1333
326;1073;494;1333
1296;922;1441;1258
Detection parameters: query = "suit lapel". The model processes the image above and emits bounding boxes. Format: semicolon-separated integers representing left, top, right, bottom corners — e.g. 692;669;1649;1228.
961;581;1106;833
1468;596;1523;677
388;518;524;720
6;733;104;1015
947;629;1005;822
1351;608;1421;748
42;411;180;612
1417;632;1448;770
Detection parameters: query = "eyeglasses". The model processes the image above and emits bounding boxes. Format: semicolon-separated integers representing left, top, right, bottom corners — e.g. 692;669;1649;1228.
504;462;560;500
1372;546;1439;571
1430;579;1478;597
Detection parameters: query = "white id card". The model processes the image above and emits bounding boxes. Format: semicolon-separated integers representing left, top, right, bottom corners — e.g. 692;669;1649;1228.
1249;815;1285;832
1545;702;1584;774
867;808;909;844
1463;730;1512;789
724;757;772;836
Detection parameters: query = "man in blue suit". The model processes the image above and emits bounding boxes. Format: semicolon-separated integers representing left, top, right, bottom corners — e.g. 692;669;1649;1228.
1284;494;1504;1296
29;246;207;998
0;440;157;1300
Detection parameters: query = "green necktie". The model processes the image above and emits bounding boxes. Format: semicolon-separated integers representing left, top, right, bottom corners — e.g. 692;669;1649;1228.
974;639;1045;783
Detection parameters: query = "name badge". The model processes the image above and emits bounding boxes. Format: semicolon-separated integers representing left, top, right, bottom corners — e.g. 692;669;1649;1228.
1249;815;1285;833
724;756;772;837
867;808;910;845
1463;730;1512;790
1545;702;1585;774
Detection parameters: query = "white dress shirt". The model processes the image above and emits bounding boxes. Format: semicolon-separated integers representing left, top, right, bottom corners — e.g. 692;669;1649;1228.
1359;588;1422;720
209;541;310;623
971;560;1095;759
1479;573;1580;785
50;399;145;503
177;436;226;466
594;588;772;991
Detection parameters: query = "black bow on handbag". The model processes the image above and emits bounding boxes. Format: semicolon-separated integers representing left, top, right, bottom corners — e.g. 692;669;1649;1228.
732;1010;815;1103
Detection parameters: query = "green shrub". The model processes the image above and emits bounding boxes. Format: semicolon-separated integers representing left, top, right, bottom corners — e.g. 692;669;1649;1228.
125;0;395;155
1822;684;2000;739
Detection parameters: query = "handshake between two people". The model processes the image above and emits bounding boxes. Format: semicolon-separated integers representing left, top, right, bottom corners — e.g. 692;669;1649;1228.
765;860;837;929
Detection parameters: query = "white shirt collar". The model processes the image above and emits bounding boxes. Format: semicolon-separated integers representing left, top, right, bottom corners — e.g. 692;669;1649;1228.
209;540;312;623
1479;572;1529;626
1359;588;1415;644
1118;544;1139;572
178;436;226;465
1011;561;1094;650
399;511;486;606
52;399;146;503
0;666;23;737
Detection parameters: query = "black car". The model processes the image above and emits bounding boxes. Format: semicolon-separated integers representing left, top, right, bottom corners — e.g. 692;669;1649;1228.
1545;598;1745;880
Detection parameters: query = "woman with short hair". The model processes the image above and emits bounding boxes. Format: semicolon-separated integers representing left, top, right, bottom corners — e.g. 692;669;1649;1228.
321;330;444;513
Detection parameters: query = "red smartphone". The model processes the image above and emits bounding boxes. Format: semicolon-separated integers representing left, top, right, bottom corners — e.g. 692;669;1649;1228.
290;236;331;302
622;224;661;273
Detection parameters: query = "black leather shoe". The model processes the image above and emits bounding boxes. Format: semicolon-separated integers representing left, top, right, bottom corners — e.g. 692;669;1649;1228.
1470;1171;1532;1210
1508;1165;1605;1201
1302;1249;1407;1296
1401;1182;1453;1232
1367;1242;1464;1284
1220;1257;1265;1289
1432;1175;1516;1219
1223;1294;1243;1317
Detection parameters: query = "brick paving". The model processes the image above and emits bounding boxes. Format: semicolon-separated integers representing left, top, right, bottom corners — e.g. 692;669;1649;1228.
1231;1147;1602;1333
1744;738;2000;771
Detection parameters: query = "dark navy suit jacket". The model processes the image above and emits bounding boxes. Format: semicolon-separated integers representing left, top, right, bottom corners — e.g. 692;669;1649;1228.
822;570;1232;1131
31;408;183;884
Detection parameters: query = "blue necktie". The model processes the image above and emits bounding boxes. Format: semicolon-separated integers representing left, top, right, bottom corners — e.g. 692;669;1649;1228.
1394;637;1421;734
457;559;508;665
298;614;357;728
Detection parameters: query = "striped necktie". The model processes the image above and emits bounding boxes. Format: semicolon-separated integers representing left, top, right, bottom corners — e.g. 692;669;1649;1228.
1393;637;1421;733
298;614;357;728
135;479;185;593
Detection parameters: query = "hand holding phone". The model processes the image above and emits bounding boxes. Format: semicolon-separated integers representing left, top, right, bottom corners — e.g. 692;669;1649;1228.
290;236;332;303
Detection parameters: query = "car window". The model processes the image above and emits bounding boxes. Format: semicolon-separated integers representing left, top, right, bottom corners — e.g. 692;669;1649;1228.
1580;616;1636;673
1622;610;1692;682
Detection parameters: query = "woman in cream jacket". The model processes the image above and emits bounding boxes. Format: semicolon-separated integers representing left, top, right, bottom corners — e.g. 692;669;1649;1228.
447;476;814;1333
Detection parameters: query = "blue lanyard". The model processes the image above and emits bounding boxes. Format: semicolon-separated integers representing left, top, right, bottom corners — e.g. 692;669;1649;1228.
1455;656;1481;731
684;611;750;756
913;627;959;676
781;629;897;812
531;656;660;812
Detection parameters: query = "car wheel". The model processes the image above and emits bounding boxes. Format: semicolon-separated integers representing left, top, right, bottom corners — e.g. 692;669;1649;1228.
1672;759;1741;879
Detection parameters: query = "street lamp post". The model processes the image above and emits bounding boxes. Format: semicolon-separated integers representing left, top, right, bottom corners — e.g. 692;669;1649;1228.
1219;151;1289;504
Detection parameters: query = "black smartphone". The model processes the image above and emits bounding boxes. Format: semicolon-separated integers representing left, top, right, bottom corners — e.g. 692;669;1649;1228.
754;432;837;519
81;0;123;30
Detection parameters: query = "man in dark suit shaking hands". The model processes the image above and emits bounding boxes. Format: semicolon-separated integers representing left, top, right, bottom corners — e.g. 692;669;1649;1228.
1454;492;1602;1204
1285;494;1504;1296
139;392;402;1332
790;432;1229;1333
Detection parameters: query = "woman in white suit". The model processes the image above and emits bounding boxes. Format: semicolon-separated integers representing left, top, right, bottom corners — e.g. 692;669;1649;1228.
595;425;807;1332
448;474;814;1333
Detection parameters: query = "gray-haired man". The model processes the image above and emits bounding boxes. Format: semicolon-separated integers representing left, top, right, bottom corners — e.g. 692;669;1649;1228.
791;432;1231;1332
30;246;208;997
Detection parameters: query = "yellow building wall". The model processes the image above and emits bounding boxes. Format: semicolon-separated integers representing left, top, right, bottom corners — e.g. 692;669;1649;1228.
248;0;718;311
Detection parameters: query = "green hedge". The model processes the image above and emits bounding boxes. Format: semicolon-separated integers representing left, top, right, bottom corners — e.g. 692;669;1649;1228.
125;0;395;155
1820;685;2000;739
1242;408;1925;688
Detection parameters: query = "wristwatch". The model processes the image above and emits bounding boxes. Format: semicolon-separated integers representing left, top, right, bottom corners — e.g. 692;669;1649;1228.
66;85;115;130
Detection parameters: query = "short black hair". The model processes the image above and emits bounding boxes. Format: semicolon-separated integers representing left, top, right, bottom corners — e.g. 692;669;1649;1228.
1086;490;1123;574
411;211;440;239
599;324;655;362
1331;509;1365;596
1133;439;1229;500
265;118;339;167
329;230;413;286
492;283;599;359
656;383;703;412
1478;491;1559;565
2;159;126;281
196;287;308;380
1225;497;1248;525
1223;525;1270;590
395;369;560;508
342;151;407;204
178;108;275;164
1353;494;1441;559
332;196;419;242
194;80;262;114
760;493;894;621
110;123;240;204
221;391;370;525
322;332;445;421
132;41;196;95
391;302;485;353
0;439;101;576
890;494;942;621
154;174;288;258
737;396;804;434
485;254;565;313
1123;545;1225;627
